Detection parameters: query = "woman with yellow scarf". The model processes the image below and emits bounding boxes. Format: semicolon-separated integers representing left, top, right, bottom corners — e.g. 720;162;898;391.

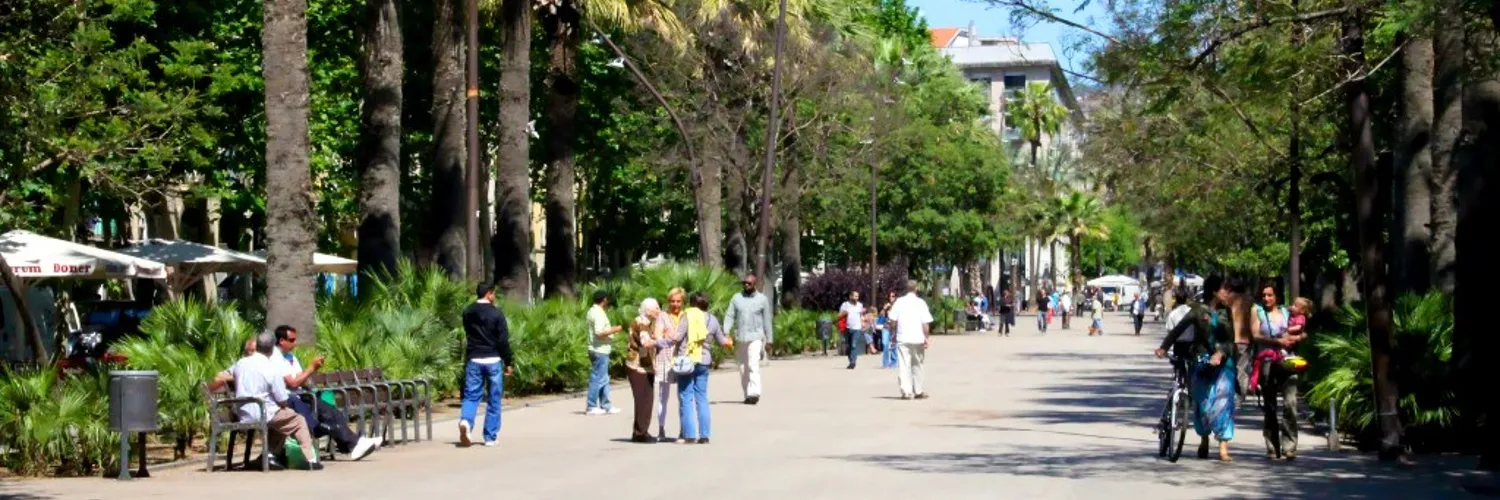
660;292;732;444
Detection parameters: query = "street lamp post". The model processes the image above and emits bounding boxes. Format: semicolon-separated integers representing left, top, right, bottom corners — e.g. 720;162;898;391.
861;137;876;302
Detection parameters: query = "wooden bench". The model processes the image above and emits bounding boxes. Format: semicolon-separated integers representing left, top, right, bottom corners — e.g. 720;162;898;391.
202;384;271;472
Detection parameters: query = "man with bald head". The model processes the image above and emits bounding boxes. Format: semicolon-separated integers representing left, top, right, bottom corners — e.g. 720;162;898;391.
210;332;322;470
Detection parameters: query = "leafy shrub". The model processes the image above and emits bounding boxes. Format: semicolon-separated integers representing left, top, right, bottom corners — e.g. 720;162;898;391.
768;308;826;357
799;263;909;311
317;263;470;397
503;298;593;395
1303;292;1460;452
0;369;116;476
116;298;254;458
588;263;741;313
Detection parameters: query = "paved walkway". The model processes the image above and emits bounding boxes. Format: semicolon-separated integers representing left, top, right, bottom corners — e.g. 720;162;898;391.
2;310;1484;499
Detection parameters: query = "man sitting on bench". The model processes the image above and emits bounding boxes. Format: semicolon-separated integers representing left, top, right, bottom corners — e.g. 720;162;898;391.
211;333;323;471
271;325;381;460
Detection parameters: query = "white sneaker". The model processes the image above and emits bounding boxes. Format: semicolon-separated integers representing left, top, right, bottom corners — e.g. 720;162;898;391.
605;407;621;415
458;420;472;446
350;437;377;461
585;408;606;416
372;436;385;449
483;441;497;447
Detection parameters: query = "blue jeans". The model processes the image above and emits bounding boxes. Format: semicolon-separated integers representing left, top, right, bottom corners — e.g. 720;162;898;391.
881;328;898;368
1037;312;1048;332
845;329;865;366
460;361;504;442
586;351;612;410
677;364;711;439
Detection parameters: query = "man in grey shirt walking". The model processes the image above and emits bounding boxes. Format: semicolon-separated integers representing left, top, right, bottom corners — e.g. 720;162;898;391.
725;273;773;404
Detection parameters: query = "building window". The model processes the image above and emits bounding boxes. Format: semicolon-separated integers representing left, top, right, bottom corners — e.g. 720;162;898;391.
1003;74;1027;100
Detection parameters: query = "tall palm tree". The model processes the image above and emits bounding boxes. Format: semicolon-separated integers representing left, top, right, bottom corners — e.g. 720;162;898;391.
429;0;468;279
492;0;532;301
1055;191;1109;291
263;0;318;341
1005;81;1069;173
356;0;403;283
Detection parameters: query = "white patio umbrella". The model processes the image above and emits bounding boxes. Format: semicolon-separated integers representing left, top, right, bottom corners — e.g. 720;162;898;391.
250;250;358;275
117;239;265;295
1;230;167;280
1086;274;1141;288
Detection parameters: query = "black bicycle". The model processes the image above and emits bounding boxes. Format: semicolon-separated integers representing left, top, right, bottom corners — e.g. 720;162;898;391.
1157;354;1191;462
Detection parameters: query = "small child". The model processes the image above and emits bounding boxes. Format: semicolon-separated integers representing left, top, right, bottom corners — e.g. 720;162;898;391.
1089;306;1103;336
1286;297;1313;347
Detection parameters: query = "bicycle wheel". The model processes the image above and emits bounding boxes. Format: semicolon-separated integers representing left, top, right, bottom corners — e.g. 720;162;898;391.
1157;391;1174;458
1166;388;1190;462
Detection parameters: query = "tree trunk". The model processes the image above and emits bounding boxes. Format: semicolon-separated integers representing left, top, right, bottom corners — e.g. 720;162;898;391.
263;0;318;342
753;0;789;292
696;159;723;268
1344;10;1403;461
1045;239;1056;288
778;155;801;309
428;0;467;279
0;255;46;364
541;1;580;298
724;149;749;274
1071;236;1082;292
492;0;532;301
1391;34;1433;295
356;0;403;284
1430;0;1463;294
1458;75;1500;471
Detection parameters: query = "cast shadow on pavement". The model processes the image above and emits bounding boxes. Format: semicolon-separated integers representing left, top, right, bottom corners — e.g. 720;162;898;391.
831;443;1479;499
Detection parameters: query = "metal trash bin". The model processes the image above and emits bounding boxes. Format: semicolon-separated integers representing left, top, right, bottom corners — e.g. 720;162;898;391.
952;309;965;332
109;370;159;480
816;319;833;355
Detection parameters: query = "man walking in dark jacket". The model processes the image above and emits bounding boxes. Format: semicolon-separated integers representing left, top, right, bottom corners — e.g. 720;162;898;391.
459;281;514;447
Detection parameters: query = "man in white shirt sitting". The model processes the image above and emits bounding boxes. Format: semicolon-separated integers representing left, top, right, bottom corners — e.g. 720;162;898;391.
271;325;379;460
210;333;322;470
888;280;934;400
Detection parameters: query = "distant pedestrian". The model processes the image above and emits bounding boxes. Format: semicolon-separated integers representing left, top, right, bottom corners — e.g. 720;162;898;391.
1131;293;1148;335
1035;290;1050;334
838;291;866;369
459;282;514;447
998;290;1014;336
888;280;933;400
586;291;623;415
1059;290;1073;330
725;273;774;405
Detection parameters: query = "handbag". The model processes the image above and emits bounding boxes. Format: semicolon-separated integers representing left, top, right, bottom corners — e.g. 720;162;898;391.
671;354;697;375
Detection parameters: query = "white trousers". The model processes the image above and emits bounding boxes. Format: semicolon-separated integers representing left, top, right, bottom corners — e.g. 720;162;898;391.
736;339;764;397
656;378;673;434
896;342;926;397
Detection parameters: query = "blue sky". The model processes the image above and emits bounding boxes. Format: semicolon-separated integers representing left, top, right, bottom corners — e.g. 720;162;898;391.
905;0;1108;81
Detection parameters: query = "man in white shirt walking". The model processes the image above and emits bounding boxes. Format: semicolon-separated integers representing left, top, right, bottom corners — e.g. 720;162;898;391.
888;280;933;400
837;291;866;370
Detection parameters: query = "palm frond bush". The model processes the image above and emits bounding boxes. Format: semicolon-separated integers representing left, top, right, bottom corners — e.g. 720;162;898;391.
1303;292;1460;452
0;369;115;476
503;298;592;395
769;308;823;357
116;298;254;459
